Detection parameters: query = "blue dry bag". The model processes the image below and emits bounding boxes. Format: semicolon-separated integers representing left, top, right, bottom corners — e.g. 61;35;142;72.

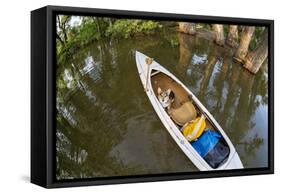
191;129;221;157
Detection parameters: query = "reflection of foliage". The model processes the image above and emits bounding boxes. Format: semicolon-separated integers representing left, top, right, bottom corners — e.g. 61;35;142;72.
255;62;268;106
176;34;268;168
238;134;264;158
56;41;153;179
56;16;110;67
56;16;162;71
163;32;179;47
56;86;142;179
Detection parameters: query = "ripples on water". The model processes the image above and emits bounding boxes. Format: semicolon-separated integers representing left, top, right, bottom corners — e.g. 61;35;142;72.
56;33;268;180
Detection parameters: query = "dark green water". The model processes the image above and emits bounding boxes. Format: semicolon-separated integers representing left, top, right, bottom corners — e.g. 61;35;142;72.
56;33;268;180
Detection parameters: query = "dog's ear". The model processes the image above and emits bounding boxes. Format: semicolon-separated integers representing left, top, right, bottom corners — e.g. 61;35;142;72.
167;89;171;94
169;91;175;101
157;87;162;94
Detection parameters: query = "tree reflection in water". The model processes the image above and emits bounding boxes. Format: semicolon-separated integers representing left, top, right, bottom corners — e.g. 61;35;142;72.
56;33;268;179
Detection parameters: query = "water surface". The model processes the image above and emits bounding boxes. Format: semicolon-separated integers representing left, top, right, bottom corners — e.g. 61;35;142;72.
56;33;268;179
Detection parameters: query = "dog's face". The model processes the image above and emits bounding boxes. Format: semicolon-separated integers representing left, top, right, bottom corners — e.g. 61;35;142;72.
157;87;174;108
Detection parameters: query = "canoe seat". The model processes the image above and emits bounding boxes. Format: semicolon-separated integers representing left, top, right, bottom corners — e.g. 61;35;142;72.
169;101;197;126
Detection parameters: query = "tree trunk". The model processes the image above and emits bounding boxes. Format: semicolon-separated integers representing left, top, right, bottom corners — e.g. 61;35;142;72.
231;68;255;141
57;15;70;43
62;29;68;43
198;47;218;100
178;22;196;35
61;19;68;43
178;33;193;70
234;26;255;63
56;33;65;46
226;25;238;47
243;30;268;74
212;24;225;46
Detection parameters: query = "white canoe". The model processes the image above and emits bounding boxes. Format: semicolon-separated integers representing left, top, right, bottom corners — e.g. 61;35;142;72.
135;51;243;171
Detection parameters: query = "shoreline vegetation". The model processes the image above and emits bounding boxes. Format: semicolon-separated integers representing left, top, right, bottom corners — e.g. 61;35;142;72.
56;15;268;75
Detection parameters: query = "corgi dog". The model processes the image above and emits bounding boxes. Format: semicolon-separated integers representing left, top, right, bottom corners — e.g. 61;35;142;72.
157;87;175;110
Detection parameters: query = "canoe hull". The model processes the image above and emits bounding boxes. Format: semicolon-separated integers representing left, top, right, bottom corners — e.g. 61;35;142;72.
135;51;243;171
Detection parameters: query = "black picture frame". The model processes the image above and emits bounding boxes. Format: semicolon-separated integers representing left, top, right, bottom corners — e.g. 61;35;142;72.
31;5;274;188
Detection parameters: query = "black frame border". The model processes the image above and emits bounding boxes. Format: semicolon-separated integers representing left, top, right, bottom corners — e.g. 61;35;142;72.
31;5;274;188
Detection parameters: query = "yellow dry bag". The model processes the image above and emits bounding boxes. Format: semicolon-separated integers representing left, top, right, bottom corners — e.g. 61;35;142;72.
182;115;206;142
